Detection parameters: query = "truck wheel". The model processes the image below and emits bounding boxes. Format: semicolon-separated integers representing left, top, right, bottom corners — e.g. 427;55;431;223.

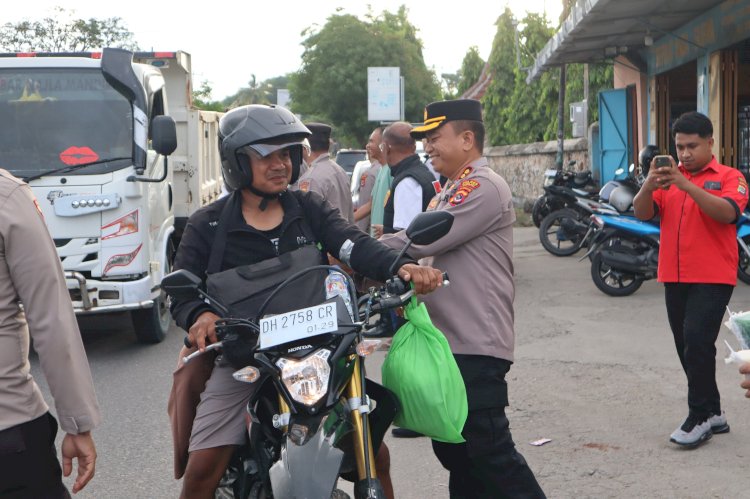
131;295;171;343
132;241;174;343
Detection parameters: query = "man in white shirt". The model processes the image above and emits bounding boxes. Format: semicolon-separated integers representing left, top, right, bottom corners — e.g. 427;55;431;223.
373;122;439;236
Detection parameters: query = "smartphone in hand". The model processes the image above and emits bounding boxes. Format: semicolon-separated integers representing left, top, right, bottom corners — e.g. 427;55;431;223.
653;155;673;189
653;155;672;169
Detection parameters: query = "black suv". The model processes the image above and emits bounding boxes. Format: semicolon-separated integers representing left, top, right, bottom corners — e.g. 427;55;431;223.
334;149;367;179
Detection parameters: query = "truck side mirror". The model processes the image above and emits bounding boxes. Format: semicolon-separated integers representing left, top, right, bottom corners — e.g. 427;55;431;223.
152;115;177;156
128;115;176;183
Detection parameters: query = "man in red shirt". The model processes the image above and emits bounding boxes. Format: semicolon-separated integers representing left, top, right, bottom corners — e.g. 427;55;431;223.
634;111;749;448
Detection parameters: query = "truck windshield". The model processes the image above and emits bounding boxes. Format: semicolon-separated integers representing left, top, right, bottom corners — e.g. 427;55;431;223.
0;68;133;177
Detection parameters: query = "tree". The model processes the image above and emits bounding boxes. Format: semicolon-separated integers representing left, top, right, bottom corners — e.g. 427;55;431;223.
289;7;440;147
480;9;613;145
440;72;460;100
192;81;224;112
482;8;521;145
457;46;485;96
230;74;273;107
0;7;138;52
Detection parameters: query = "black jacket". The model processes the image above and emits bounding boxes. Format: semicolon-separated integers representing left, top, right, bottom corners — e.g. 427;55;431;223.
171;189;413;331
383;154;437;234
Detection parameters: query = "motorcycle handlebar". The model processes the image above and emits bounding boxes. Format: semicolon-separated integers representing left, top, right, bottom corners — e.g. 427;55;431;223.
371;272;450;312
182;341;223;364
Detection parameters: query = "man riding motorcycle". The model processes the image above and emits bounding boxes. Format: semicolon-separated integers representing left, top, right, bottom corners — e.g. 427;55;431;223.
168;104;444;498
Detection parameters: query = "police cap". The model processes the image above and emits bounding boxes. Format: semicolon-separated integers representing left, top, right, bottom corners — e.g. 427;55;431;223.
410;99;483;139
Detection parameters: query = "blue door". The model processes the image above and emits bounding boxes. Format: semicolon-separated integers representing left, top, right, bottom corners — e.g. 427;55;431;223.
598;88;632;183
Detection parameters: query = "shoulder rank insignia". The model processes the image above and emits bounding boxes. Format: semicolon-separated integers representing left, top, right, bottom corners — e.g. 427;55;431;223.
458;166;473;180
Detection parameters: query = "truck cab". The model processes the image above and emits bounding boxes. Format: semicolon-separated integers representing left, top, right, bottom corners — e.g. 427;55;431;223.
0;49;222;343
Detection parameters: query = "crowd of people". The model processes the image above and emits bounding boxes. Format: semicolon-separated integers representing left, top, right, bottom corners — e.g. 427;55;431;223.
3;97;750;499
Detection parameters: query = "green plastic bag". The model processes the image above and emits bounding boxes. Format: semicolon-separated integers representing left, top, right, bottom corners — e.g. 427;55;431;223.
381;296;468;443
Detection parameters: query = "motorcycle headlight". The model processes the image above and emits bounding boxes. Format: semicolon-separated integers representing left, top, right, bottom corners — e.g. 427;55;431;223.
276;349;331;406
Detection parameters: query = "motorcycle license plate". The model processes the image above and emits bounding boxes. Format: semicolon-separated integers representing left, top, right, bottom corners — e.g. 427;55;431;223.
259;302;338;349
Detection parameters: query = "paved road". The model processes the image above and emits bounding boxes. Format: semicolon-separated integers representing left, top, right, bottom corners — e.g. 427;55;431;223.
32;226;750;498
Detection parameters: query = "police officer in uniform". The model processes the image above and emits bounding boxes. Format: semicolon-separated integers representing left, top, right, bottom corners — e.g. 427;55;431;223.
0;170;101;497
169;104;444;498
378;122;439;236
380;99;546;498
292;122;355;224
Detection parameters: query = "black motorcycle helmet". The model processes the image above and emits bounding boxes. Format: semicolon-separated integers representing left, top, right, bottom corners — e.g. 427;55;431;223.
638;145;660;177
218;105;311;192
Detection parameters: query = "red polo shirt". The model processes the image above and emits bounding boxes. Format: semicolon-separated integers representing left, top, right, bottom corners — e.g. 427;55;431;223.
653;157;748;284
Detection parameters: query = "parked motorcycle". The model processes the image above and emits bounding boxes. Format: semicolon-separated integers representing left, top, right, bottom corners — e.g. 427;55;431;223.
531;160;599;227
162;210;453;499
583;212;661;296
538;166;636;256
736;211;750;284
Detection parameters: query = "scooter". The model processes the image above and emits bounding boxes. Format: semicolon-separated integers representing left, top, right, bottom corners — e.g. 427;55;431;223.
736;211;750;284
162;210;453;499
582;212;660;296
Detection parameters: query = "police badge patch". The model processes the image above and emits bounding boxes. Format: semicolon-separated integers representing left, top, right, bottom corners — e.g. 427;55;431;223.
448;179;480;206
299;180;311;192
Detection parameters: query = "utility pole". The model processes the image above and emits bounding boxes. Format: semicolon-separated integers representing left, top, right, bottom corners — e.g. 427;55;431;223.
556;64;566;169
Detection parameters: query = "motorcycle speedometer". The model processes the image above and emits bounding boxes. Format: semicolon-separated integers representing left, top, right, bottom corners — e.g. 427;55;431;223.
276;349;331;406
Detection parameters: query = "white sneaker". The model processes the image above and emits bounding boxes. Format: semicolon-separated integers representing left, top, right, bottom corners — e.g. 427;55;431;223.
670;414;712;448
709;411;730;434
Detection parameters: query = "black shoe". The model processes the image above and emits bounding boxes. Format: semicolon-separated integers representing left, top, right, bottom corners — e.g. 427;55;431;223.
391;428;424;438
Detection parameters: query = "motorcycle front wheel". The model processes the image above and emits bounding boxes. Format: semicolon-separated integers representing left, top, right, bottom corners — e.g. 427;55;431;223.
539;209;586;256
590;250;643;296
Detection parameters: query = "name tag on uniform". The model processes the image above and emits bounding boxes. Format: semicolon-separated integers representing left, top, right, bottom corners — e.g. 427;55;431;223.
703;181;721;190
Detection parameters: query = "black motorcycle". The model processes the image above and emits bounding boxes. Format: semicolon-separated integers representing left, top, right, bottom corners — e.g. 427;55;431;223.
162;210;453;499
531;161;599;227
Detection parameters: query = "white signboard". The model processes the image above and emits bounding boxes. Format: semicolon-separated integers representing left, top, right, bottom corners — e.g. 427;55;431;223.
368;67;401;122
277;89;290;109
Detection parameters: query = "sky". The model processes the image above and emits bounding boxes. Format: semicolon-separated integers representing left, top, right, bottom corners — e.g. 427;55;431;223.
4;1;563;101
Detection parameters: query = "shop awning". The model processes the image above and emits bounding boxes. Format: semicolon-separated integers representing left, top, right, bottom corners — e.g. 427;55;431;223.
527;0;727;83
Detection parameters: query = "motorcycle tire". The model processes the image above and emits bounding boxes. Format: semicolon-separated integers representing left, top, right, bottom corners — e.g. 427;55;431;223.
539;209;586;257
531;195;566;228
590;250;643;297
738;236;750;285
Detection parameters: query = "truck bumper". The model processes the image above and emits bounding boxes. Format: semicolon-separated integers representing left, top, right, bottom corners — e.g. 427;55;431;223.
65;271;157;315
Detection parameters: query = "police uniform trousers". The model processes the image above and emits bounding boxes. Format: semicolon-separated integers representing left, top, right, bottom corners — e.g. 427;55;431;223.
664;282;734;418
0;412;71;498
432;355;546;499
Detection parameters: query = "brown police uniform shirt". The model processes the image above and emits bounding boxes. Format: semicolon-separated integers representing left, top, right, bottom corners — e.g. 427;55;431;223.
0;169;101;433
380;158;516;362
355;160;382;233
293;154;355;224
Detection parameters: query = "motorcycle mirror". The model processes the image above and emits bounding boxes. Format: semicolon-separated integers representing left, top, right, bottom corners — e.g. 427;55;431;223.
628;163;635;173
405;211;454;246
162;269;202;299
387;211;454;276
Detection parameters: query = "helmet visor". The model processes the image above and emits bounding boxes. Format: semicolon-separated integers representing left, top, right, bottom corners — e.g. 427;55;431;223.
244;138;310;158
